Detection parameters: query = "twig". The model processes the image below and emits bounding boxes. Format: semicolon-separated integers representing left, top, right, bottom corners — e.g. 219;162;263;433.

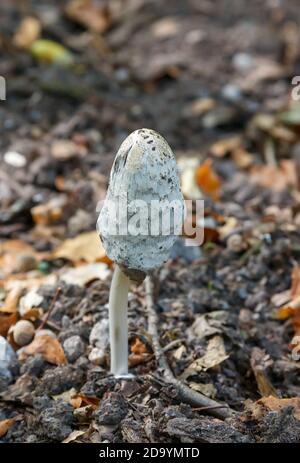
38;287;61;331
145;275;233;420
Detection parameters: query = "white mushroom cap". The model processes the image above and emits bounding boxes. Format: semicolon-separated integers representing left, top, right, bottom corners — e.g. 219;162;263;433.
97;129;184;281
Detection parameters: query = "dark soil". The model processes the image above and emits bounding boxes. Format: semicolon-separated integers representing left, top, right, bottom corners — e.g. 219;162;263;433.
1;0;300;443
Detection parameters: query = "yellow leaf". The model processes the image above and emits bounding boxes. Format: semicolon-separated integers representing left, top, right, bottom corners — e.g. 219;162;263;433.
31;39;74;66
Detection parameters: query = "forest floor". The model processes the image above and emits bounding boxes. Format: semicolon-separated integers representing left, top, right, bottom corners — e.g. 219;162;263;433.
1;0;300;443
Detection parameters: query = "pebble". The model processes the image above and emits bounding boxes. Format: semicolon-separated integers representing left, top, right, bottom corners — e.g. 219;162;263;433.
35;329;57;339
221;84;242;102
4;150;26;167
63;335;85;363
232;52;253;72
89;319;109;349
0;336;17;391
88;347;106;366
14;254;37;273
13;320;35;346
227;234;245;253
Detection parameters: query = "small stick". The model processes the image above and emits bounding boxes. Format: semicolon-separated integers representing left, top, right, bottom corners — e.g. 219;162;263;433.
38;286;61;331
145;275;233;420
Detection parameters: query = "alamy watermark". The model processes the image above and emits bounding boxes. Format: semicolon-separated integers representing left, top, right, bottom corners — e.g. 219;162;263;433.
97;196;204;246
291;76;300;101
0;76;6;100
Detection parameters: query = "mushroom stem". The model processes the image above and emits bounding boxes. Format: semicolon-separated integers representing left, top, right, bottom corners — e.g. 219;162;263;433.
109;264;131;377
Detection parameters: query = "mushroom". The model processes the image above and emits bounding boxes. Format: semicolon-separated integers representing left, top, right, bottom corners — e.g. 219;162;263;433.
97;128;184;377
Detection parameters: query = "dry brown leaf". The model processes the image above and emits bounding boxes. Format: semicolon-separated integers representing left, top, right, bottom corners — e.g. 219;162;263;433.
195;159;221;201
210;136;241;157
276;267;300;336
130;338;148;355
0;418;17;438
189;382;217;398
184;98;216;117
13;16;41;49
250;347;278;398
70;394;100;409
128;353;152;368
65;0;111;33
20;335;67;365
247;396;300;421
0;240;37;276
0;285;23;314
53;231;110;264
180;336;229;379
291;267;300;298
232;148;253;169
250;160;298;191
190;314;221;339
129;338;152;367
62;429;86;443
31;196;68;226
60;263;110;286
0;312;17;337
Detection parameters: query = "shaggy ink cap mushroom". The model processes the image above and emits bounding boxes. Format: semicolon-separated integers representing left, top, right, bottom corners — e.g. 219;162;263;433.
97;129;184;377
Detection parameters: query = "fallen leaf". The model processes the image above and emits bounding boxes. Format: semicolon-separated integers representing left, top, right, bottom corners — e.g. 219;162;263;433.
180;336;229;379
246;396;300;421
0;285;23;314
53;231;109;264
250;347;278;398
173;344;186;360
276;267;300;336
189;382;217;398
236;57;283;90
271;290;291;308
250;160;298;191
0;240;37;276
62;429;86;443
178;157;203;200
210;136;241;157
0;418;17;438
65;0;111;33
130;338;148;355
232;148;253;169
184;98;216;118
13;16;41;49
19;290;44;317
218;217;238;240
31;196;68;226
19;335;67;365
190;314;221;339
31;39;74;66
60;263;110;287
51;139;86;161
129;338;152;367
151;17;180;39
70;394;100;409
291;267;300;298
195;159;221;201
0;312;17;337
